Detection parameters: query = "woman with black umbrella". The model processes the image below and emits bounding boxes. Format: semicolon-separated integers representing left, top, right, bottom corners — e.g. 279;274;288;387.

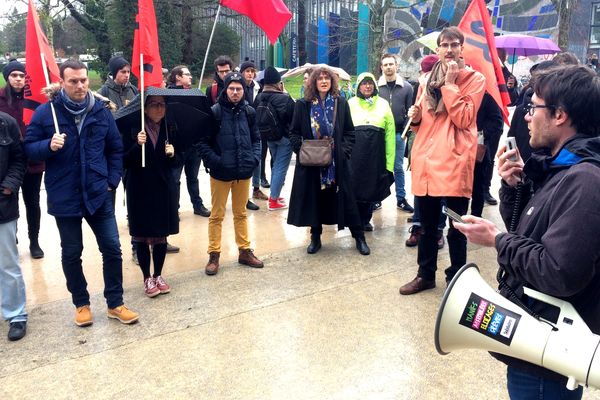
122;95;179;297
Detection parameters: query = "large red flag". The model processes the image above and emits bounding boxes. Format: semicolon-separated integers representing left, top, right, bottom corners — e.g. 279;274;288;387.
221;0;292;45
23;0;60;124
458;0;511;125
131;0;163;90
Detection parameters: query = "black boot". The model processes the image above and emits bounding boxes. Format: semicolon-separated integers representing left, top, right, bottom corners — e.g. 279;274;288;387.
355;237;370;255
307;234;321;254
29;239;44;259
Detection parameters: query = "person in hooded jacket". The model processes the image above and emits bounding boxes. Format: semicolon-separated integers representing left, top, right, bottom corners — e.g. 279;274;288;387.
456;64;600;400
287;67;370;256
197;72;264;276
347;72;395;231
0;60;46;259
98;56;138;113
253;66;295;210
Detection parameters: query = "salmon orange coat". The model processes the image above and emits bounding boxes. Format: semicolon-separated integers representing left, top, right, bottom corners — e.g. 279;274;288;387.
410;68;485;198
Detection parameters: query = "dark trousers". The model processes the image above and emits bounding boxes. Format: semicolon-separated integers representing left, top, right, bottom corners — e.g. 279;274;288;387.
54;196;124;309
471;160;486;217
357;201;374;227
416;195;469;282
21;172;43;241
173;149;203;210
260;139;269;180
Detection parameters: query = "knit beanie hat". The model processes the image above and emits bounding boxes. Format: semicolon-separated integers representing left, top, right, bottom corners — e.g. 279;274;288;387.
3;59;26;81
420;55;440;73
239;61;256;73
108;56;130;78
263;66;281;85
223;72;244;89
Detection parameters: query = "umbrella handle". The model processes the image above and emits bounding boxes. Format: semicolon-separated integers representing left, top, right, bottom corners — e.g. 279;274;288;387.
402;89;427;139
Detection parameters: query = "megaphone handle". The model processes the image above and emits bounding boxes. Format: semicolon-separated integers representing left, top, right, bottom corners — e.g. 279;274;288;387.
566;377;579;391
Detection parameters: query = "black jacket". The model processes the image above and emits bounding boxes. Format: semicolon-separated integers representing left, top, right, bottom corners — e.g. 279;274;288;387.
122;121;179;238
494;134;600;382
377;77;413;132
252;89;295;139
507;88;534;162
287;97;361;230
205;73;225;106
197;95;261;182
0;112;26;223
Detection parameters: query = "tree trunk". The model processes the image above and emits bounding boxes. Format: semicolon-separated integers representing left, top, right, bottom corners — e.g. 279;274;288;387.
552;0;576;51
181;0;194;64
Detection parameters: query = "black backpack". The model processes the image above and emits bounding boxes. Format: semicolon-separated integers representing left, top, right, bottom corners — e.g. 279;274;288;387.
255;95;285;141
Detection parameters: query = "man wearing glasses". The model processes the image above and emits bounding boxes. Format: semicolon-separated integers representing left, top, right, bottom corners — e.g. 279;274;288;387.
206;55;234;105
198;72;264;276
455;64;600;400
399;26;486;295
167;65;211;220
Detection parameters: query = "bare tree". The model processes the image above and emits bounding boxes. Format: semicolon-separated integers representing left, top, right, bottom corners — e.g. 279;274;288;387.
550;0;577;51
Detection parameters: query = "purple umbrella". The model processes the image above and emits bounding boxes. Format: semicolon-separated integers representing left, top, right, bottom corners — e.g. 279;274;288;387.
495;34;561;57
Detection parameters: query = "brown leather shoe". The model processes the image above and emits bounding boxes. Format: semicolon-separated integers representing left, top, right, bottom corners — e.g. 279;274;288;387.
399;276;436;295
252;188;268;200
238;249;264;268
205;252;220;275
405;225;421;247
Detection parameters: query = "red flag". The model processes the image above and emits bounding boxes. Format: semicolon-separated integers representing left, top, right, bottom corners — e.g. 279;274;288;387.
23;0;60;124
221;0;292;45
458;0;511;125
132;0;163;90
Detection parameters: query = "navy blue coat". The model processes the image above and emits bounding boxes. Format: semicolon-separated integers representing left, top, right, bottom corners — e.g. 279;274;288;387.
198;98;261;182
24;90;123;217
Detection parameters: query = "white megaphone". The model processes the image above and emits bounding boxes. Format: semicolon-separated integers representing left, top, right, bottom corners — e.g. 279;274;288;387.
435;263;600;390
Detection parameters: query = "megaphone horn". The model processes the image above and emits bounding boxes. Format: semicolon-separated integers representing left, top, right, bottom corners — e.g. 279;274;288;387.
434;263;600;390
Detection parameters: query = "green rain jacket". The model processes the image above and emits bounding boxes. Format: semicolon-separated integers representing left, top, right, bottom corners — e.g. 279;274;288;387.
347;72;396;202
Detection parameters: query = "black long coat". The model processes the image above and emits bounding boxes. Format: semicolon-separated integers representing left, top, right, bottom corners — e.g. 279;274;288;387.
122;121;179;238
287;97;361;230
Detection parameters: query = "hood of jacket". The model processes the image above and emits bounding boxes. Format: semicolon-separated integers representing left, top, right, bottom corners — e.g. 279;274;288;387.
355;72;378;98
42;83;116;112
525;134;600;184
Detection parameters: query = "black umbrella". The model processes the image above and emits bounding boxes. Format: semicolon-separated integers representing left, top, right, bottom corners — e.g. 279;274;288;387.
114;86;215;151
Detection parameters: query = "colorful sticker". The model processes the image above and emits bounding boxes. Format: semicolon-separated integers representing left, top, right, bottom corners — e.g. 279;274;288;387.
459;293;521;346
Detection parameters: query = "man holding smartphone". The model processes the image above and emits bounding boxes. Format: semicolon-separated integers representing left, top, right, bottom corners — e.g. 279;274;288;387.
455;65;600;399
399;26;485;295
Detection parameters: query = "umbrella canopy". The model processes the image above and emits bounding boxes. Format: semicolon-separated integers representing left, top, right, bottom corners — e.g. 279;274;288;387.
257;67;288;82
114;86;214;150
282;63;352;81
494;34;561;57
416;31;440;51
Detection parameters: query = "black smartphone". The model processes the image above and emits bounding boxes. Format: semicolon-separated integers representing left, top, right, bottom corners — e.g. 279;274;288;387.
442;206;466;224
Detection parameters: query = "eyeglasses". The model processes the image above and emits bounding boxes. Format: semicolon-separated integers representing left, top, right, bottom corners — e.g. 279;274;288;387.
525;103;555;116
147;102;166;109
217;69;231;75
438;42;461;49
181;72;192;76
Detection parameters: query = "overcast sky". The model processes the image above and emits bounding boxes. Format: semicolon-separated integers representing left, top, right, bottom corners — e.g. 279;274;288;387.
0;2;28;28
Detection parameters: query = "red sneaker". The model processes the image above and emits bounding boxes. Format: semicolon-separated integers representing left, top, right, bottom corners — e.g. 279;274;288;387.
155;275;171;294
268;197;288;211
144;277;160;298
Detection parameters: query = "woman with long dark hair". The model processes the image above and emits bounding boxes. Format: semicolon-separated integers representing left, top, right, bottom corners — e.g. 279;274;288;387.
287;67;369;255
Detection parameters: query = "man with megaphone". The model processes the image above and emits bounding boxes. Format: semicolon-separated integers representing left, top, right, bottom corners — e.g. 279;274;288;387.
453;65;600;399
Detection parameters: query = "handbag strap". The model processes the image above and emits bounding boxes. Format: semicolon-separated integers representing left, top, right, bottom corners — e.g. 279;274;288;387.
332;98;338;136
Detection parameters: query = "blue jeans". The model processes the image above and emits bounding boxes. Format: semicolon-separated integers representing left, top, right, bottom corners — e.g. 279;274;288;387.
55;196;124;309
267;137;293;199
394;133;407;201
252;161;261;188
172;149;203;210
0;220;27;322
507;366;583;400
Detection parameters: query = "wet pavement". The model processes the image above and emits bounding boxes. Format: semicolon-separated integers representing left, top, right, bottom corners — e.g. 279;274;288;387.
5;158;599;399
